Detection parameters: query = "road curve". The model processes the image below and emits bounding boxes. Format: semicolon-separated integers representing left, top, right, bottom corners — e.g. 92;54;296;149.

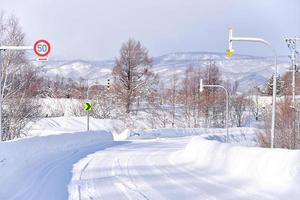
68;137;278;200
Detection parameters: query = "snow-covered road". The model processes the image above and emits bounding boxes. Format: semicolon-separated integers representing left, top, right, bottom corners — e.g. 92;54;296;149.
1;120;298;200
68;137;280;200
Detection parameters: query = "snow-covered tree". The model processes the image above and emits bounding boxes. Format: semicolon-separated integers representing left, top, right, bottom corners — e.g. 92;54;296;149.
266;75;283;95
201;62;224;128
231;94;247;127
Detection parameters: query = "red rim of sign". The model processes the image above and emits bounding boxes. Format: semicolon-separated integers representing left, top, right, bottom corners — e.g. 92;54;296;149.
34;39;51;57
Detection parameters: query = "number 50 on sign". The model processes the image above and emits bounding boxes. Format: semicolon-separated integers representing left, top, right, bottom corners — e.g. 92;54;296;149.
34;39;51;61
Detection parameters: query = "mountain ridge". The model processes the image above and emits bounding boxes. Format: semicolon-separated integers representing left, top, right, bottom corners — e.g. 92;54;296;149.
37;52;290;91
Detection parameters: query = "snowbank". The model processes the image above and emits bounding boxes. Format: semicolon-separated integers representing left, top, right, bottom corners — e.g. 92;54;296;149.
180;137;300;195
0;131;114;199
28;116;125;137
0;131;113;164
28;117;258;146
129;127;258;146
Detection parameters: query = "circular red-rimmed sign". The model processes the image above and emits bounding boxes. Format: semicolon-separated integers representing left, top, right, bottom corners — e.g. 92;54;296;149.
34;39;51;57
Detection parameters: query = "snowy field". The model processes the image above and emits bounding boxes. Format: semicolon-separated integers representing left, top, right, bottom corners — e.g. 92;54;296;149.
0;116;299;199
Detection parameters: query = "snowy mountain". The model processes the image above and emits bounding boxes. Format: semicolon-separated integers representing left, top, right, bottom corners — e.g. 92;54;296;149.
38;52;290;91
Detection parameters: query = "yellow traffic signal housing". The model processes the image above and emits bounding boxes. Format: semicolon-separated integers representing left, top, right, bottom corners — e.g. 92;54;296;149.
226;49;234;57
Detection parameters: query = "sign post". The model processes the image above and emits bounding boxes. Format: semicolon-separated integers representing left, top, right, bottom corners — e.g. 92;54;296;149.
84;102;92;111
85;80;111;132
0;39;51;141
84;102;92;131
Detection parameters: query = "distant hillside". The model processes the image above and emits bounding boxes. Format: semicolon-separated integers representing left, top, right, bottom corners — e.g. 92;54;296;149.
37;52;290;92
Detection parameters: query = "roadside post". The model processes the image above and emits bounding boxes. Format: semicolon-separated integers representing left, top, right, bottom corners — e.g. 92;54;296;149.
85;80;111;132
84;101;92;131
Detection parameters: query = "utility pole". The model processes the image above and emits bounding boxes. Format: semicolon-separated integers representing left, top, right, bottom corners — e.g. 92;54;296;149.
0;51;2;141
285;37;300;149
285;37;300;106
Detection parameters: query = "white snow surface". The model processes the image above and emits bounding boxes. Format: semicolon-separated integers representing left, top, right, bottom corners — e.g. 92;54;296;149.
179;137;300;199
129;127;258;146
1;116;299;199
69;136;300;200
0;130;115;200
28;116;125;137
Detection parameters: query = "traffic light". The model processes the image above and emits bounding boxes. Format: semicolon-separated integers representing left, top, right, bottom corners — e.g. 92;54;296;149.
107;79;110;90
226;49;234;57
226;28;234;57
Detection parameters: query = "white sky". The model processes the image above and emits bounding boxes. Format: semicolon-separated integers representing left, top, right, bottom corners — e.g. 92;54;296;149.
1;0;300;60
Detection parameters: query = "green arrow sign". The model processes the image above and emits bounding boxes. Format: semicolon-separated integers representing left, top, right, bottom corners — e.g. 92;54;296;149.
84;102;92;111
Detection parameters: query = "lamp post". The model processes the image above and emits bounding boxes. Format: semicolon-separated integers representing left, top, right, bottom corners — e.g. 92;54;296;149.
200;79;230;143
227;28;278;148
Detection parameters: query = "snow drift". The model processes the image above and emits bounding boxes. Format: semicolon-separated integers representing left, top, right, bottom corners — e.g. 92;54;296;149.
28;116;125;137
0;131;114;199
180;137;300;198
130;127;257;146
0;131;113;159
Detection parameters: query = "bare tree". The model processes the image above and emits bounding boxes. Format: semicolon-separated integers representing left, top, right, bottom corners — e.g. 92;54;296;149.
180;66;198;127
92;86;115;119
231;94;247;127
0;12;41;140
112;38;153;114
201;62;223;128
248;86;260;121
258;97;300;149
169;73;179;128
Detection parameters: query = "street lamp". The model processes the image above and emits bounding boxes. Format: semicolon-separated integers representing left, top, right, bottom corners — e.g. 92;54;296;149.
227;28;278;148
200;79;230;143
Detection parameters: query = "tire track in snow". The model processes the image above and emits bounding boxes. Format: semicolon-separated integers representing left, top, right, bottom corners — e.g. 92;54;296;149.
111;157;150;200
77;157;95;200
69;138;282;200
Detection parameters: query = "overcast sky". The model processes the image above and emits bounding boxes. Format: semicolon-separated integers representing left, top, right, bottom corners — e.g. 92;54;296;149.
1;0;300;60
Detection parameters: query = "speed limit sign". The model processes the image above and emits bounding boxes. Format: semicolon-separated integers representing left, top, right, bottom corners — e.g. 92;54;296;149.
34;39;51;60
